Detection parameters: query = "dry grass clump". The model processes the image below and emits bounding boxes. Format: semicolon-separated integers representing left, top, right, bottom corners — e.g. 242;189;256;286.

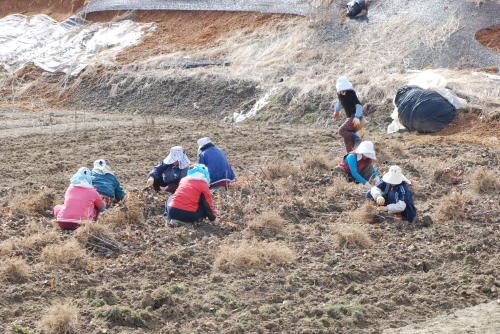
99;196;144;226
435;191;467;223
347;201;376;223
41;239;91;269
0;257;29;281
38;302;78;334
9;187;56;216
301;153;331;171
245;209;287;236
0;232;58;256
74;221;110;243
326;175;354;198
258;157;300;180
335;225;374;248
470;168;500;193
214;240;296;273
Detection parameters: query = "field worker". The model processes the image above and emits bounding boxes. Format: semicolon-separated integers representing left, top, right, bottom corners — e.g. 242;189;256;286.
334;140;379;189
197;137;236;189
367;165;417;222
333;76;366;152
147;146;190;194
52;167;106;232
165;164;217;226
91;159;126;206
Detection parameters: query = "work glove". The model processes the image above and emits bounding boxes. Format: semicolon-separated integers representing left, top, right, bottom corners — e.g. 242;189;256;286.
364;182;372;190
376;196;385;206
377;206;388;212
334;112;340;120
353;118;360;127
373;176;380;183
147;177;154;187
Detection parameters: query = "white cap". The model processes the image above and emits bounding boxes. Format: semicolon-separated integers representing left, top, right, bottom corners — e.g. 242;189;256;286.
382;165;411;185
197;137;211;148
336;76;353;93
356;141;376;160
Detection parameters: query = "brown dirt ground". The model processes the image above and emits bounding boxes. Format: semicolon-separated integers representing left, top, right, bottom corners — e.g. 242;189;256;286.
1;2;500;334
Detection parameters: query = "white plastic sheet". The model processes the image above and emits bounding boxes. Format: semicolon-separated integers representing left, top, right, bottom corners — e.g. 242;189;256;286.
0;14;155;76
387;70;467;133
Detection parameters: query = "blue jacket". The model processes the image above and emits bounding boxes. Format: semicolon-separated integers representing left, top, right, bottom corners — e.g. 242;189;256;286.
198;144;236;187
90;172;126;201
148;161;188;191
367;180;417;222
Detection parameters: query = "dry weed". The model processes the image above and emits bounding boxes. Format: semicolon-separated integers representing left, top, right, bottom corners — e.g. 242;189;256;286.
301;153;331;171
41;239;91;269
258;156;300;180
245;209;287;236
0;257;29;281
435;191;467;223
347;201;376;223
326;175;354;198
470;168;500;193
74;221;110;244
38;302;78;334
335;225;374;248
9;187;56;216
214;240;296;273
99;196;144;226
0;231;57;256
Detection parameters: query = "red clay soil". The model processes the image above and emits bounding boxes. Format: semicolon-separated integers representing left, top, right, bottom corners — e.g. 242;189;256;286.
408;111;500;148
84;10;293;65
0;0;87;21
476;25;500;52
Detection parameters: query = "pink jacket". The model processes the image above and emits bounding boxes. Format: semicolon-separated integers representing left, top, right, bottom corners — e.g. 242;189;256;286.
55;185;105;223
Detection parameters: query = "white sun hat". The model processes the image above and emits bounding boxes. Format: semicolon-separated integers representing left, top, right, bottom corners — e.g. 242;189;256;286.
197;137;212;148
355;141;376;160
336;76;353;93
382;165;411;185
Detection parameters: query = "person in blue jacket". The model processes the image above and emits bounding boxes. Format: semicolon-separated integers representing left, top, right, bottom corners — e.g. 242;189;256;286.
334;140;379;189
366;165;417;222
147;146;191;194
90;159;126;206
197;137;236;189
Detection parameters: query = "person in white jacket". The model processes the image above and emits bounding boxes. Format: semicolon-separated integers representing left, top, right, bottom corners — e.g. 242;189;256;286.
366;166;417;222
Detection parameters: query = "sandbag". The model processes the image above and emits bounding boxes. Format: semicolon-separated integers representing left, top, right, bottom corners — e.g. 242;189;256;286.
346;0;366;17
394;85;457;133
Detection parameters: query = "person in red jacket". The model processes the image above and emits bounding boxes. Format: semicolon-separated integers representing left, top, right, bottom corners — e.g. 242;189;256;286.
53;167;106;232
165;164;217;226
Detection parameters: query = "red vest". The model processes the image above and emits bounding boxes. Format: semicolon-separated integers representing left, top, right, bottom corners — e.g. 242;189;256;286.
338;150;373;175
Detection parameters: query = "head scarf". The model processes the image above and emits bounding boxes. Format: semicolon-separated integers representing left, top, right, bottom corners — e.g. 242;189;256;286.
187;164;210;185
336;76;354;93
382;165;411;185
355;141;376;161
163;146;190;169
70;167;94;187
93;159;113;175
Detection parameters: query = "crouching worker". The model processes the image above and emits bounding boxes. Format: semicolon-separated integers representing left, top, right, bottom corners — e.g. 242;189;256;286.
367;165;417;222
147;146;190;194
165;164;217;226
197;137;236;189
334;141;379;189
53;167;106;232
91;159;126;206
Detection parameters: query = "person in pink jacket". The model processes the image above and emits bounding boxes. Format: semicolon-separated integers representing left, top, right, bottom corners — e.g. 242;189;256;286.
165;164;217;226
53;167;106;232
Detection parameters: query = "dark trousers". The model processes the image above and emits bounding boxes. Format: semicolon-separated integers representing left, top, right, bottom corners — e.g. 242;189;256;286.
338;116;362;152
165;196;205;223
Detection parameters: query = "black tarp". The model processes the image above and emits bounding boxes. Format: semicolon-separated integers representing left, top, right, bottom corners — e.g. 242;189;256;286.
394;85;457;133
